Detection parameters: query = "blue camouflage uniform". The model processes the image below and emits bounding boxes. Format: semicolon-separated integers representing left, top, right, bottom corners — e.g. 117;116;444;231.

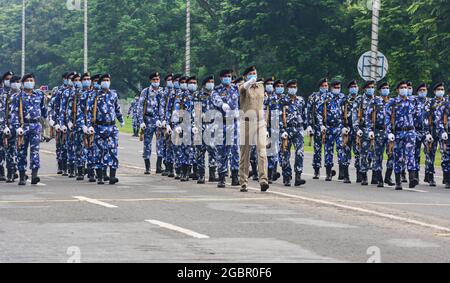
127;96;140;136
78;87;96;176
433;98;450;177
424;97;446;178
307;91;326;176
264;92;282;180
412;95;429;174
162;86;176;175
48;84;67;172
341;93;356;179
0;85;12;179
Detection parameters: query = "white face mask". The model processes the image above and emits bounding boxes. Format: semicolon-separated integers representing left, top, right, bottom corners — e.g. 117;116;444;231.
23;81;35;90
205;83;215;91
4;80;11;87
288;88;298;96
11;82;21;91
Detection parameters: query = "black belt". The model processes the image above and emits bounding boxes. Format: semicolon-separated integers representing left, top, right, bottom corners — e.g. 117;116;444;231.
395;126;414;132
288;123;303;128
374;125;385;131
326;123;340;128
23;119;39;124
95;121;116;126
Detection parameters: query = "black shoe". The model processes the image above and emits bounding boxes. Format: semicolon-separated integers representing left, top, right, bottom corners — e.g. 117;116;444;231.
295;174;306;187
0;166;6;182
429;174;437;187
401;171;408;183
62;162;68;177
156;157;163;174
68;164;76;178
313;169;320;180
325;167;333;182
283;176;291;187
261;183;269;192
356;170;362;183
395;173;403;190
343;166;351;184
268;168;273;184
197;173;205;184
168;163;175;178
240;185;248;193
377;171;384;188
384;169;395;186
338;165;344;181
144;159;151;175
96;169;104;185
88;169;96;183
103;168;110;182
231;170;240;186
76;167;84;181
6;169;14;183
371;171;379;185
31;169;40;185
18;171;26;186
361;173;369;186
57;161;63;175
218;173;226;188
424;173;430;183
208;167;218;182
409;171;419;189
109;168;119;185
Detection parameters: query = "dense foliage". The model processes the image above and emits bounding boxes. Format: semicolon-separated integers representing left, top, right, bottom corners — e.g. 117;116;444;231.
0;0;448;96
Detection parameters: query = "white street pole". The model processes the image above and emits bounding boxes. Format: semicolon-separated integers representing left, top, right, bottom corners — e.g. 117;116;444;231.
185;0;191;76
370;0;381;81
21;0;26;76
84;0;88;73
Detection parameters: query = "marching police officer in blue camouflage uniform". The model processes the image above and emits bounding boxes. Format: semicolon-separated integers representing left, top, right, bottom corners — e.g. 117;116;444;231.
193;75;217;184
127;94;140;137
345;80;361;182
87;74;124;185
353;81;376;186
212;70;240;188
0;71;14;182
317;80;348;182
280;80;307;187
307;78;328;179
138;72;164;175
265;78;283;184
10;74;48;186
161;73;176;177
426;82;447;187
385;81;419;190
412;83;429;184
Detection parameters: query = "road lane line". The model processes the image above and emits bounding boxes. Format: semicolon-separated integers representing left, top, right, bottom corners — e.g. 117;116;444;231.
145;219;210;239
247;186;450;233
73;196;118;208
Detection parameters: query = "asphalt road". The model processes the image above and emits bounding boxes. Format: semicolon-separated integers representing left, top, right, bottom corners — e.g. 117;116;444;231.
1;132;450;263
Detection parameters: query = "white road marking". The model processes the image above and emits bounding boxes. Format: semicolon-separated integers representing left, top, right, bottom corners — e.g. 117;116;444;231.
73;196;118;208
145;219;210;239
404;188;429;193
247;186;450;233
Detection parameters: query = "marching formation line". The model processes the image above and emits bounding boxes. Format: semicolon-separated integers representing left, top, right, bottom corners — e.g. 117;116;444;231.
73;196;118;208
145;219;210;239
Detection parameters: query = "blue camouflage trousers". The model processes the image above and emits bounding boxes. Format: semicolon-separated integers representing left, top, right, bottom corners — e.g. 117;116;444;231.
94;126;119;170
281;131;305;178
371;131;388;172
312;127;323;170
75;130;86;167
393;131;416;174
195;144;216;173
1;133;17;171
66;129;76;165
156;129;165;159
17;123;41;172
142;127;157;160
0;134;4;168
351;130;360;171
359;134;371;174
324;126;348;168
426;137;446;174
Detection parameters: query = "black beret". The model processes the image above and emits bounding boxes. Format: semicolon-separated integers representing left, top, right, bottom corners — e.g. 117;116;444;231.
273;79;284;86
81;72;91;79
10;75;21;83
363;80;376;89
187;76;197;82
396;81;408;90
264;77;275;84
173;74;183;80
91;74;101;81
347;80;358;89
67;72;78;79
416;83;427;92
149;72;160;80
318;78;328;87
165;73;174;81
406;81;413;87
233;77;244;85
286;80;298;87
219;69;233;77
100;73;111;81
202;75;214;86
433;82;445;91
2;71;14;81
179;76;189;82
378;82;390;90
62;72;69;79
242;66;256;76
72;73;81;80
331;80;342;87
21;73;35;83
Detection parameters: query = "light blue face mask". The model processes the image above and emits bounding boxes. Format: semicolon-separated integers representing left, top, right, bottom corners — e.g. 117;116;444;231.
399;89;408;97
275;87;284;94
174;81;180;89
222;77;232;86
101;81;111;90
82;80;91;88
407;89;413;96
381;89;390;97
288;88;298;96
265;85;274;93
366;88;375;96
74;81;82;89
349;87;358;95
152;82;160;88
188;84;198;92
319;87;328;94
247;75;257;81
418;91;428;98
64;79;69;86
94;82;101;90
166;81;174;88
436;90;445;98
23;81;35;90
205;83;215;91
4;80;10;87
180;83;188;90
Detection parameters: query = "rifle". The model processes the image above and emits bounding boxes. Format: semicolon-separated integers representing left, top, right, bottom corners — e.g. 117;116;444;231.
356;98;364;150
16;97;24;148
342;101;349;147
282;106;288;153
388;104;396;156
140;89;149;142
309;97;316;146
370;104;376;150
322;99;327;145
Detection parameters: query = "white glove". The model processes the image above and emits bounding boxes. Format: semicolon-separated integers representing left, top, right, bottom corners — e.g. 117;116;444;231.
61;126;68;133
306;126;314;135
175;127;182;134
67;121;74;130
55;124;61;132
244;78;257;90
357;130;363;137
88;127;95;135
369;131;375;140
442;133;449;141
342;128;350;135
49;119;55;127
82;126;88;134
156;120;162;128
3;127;11;135
192;127;199;135
140;123;147;130
388;134;395;142
162;120;167;128
282;132;289;140
222;103;231;112
166;125;172;135
16;128;24;136
321;126;327;133
426;134;434;143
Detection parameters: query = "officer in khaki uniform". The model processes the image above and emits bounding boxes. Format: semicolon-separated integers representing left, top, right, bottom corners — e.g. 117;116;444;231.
238;66;269;192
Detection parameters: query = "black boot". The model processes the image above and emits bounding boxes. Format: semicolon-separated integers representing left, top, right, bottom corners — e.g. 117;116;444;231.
361;172;368;186
284;176;291;187
186;166;192;182
343;166;351;184
62;162;68;176
268;168;273;184
156;157;163;174
444;172;448;185
424;172;430;183
68;164;76;178
218;173;226;188
31;169;40;185
180;165;187;182
356;170;362;183
191;165;198;180
57;161;63;175
272;164;281;182
76;167;84;181
384;169;395;186
429;173;436;187
395;173;403;190
0;166;5;182
401;170;407;183
371;171;378;185
231;170;240;186
377;171;384;188
409;170;419;189
103;168;110;182
295;173;306;187
88;168;96;183
162;162;169;176
18;171;26;186
338;165;344;181
144;159;151;175
109;168;119;185
96;169;104;185
175;167;181;180
6;169;14;183
446;172;450;189
208;167;217;182
197;169;205;184
168;163;175;178
313;168;320;180
250;162;258;181
325;167;333;182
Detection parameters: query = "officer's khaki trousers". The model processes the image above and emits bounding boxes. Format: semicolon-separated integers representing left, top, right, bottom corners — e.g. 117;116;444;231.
239;113;268;187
